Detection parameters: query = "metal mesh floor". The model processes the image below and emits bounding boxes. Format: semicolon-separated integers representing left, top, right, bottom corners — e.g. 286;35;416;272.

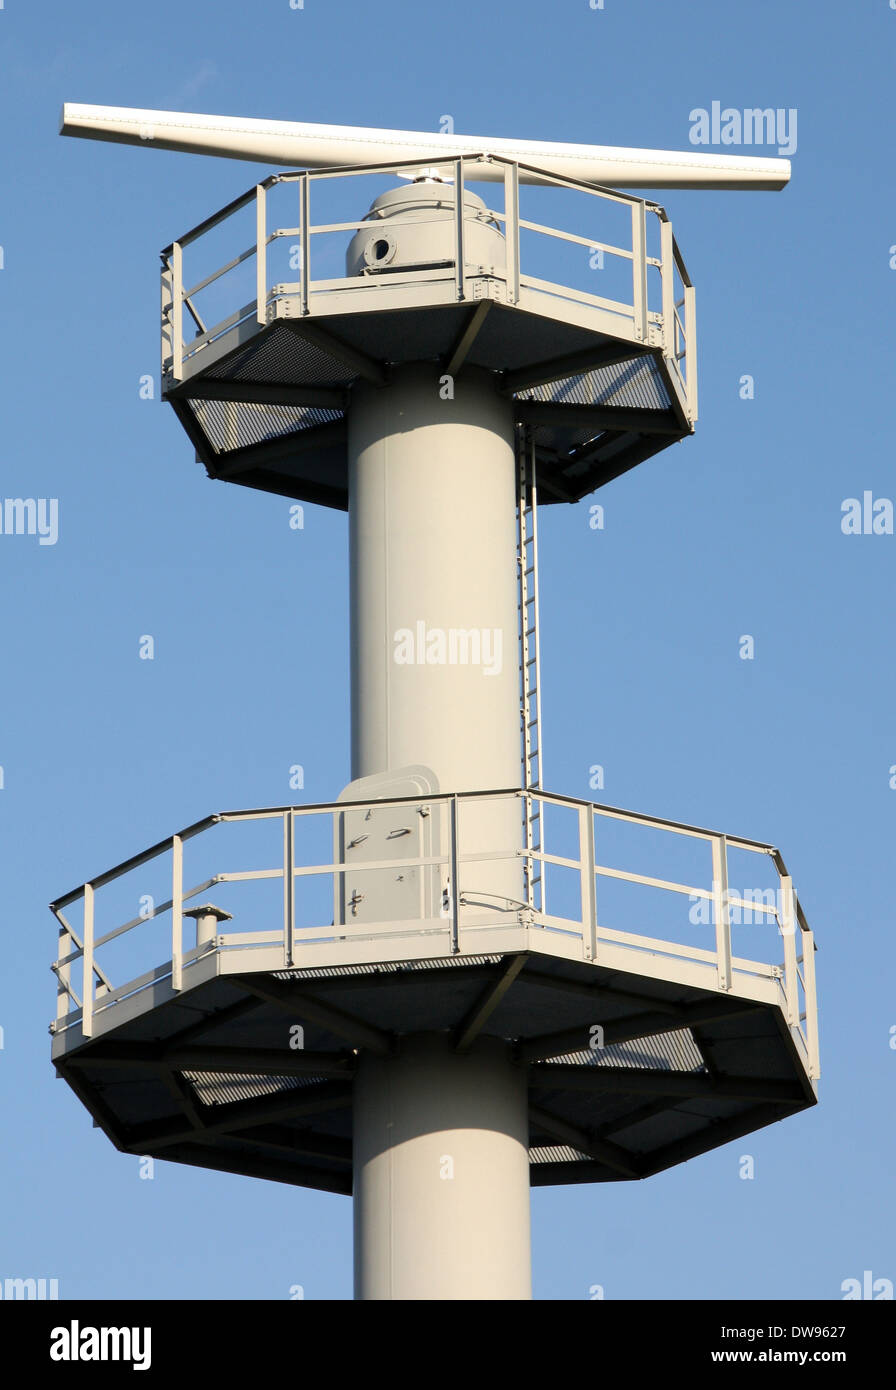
166;303;690;511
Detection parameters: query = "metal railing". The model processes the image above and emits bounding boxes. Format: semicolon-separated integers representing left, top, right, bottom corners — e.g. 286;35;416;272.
50;789;817;1079
160;154;695;413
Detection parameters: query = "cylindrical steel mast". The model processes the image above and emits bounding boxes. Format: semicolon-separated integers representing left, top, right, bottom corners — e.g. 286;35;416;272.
346;190;530;1297
348;363;519;792
353;1033;532;1300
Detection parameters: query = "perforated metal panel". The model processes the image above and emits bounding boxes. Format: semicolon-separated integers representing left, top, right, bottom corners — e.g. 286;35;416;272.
189;399;344;454
272;955;505;982
525;354;671;412
205;322;358;388
183;1071;324;1106
167;288;689;508
529;1145;591;1165
548;1027;705;1074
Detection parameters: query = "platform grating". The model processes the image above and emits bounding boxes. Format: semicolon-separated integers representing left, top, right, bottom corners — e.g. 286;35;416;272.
529;1145;592;1165
203;322;358;388
189;399;343;454
523;354;670;412
182;1071;326;1107
548;1027;705;1074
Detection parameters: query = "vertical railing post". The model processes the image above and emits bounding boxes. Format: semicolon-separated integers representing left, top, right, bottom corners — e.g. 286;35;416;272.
284;809;296;967
256;183;267;327
579;805;597;962
779;874;799;1027
528;432;543;790
161;255;173;378
300;175;310;317
82;884;95;1038
711;836;732;991
171;834;183;992
521;792;532;910
631;202;648;342
800;924;820;1080
454;159;465;301
538;789;547;921
684;282;698;420
171;241;183;381
449;796;460;954
55;924;71;1030
660;217;675;357
504;161;520;305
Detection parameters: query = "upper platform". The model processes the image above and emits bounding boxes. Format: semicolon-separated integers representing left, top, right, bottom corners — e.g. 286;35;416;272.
160;155;697;509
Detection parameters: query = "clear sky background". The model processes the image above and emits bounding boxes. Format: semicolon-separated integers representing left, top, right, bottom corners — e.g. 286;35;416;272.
1;0;893;1300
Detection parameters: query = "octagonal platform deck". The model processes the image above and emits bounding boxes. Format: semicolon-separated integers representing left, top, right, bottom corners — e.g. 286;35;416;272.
160;155;697;509
50;789;818;1194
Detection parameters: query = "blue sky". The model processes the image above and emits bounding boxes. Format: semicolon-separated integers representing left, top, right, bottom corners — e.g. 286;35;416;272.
1;0;893;1300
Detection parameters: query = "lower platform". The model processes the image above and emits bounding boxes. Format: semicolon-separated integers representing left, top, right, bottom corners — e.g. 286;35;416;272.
50;788;818;1193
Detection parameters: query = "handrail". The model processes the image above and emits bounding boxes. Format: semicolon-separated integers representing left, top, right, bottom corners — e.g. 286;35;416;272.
50;786;788;912
159;153;697;417
49;787;817;1080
